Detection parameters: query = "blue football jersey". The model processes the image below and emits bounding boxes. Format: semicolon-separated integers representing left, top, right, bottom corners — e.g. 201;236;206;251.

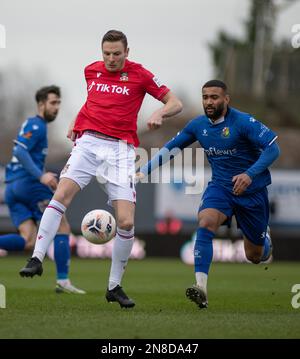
5;116;48;182
165;107;277;193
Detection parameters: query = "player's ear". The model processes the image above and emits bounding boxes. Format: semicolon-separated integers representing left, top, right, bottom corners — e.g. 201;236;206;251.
37;101;45;111
125;47;129;57
225;94;230;104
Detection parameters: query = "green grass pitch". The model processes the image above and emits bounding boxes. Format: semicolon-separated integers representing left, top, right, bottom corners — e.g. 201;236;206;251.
0;256;299;338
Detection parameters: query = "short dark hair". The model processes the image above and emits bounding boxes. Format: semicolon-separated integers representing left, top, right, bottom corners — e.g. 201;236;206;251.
101;30;128;50
202;80;227;92
35;85;61;103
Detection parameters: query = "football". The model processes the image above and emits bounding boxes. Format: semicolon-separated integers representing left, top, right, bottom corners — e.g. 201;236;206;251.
81;209;116;245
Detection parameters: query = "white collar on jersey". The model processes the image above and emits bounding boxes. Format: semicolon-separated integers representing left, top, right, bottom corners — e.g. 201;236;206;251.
208;116;225;125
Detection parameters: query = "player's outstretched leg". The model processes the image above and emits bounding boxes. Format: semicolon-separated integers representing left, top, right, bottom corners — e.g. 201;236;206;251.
19;257;43;277
105;285;135;308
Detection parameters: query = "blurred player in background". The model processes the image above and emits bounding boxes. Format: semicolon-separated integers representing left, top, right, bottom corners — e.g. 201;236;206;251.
137;80;280;309
20;30;183;308
1;86;85;294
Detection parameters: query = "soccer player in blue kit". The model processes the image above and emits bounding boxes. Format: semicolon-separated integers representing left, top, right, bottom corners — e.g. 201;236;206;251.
0;85;85;294
137;80;280;309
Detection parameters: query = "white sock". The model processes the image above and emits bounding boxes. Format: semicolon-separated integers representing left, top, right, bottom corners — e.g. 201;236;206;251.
57;279;70;286
108;227;134;290
33;200;66;262
195;272;208;292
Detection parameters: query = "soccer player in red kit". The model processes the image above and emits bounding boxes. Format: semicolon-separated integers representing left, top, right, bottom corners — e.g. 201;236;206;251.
20;30;183;308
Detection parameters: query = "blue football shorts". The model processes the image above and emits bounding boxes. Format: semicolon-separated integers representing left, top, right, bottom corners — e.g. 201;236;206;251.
199;182;269;246
5;177;53;228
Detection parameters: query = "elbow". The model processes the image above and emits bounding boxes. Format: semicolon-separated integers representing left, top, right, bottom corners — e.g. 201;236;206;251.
177;99;183;113
13;144;28;162
13;145;23;159
164;92;183;115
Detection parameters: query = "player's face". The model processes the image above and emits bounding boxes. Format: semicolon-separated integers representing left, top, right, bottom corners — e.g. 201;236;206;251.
202;87;230;120
102;41;129;72
41;93;61;122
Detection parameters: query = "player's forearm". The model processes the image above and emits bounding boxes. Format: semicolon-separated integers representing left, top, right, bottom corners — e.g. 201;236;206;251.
160;93;183;119
13;145;43;179
246;142;280;179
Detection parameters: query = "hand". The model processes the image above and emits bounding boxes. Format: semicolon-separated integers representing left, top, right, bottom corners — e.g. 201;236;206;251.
147;109;164;130
232;173;252;196
67;119;77;141
135;172;145;183
40;172;58;191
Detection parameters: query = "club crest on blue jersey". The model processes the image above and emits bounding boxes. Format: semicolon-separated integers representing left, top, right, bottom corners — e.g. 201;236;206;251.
120;72;128;82
221;127;230;138
22;131;32;139
202;129;208;137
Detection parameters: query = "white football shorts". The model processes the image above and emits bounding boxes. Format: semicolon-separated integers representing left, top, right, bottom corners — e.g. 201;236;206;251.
60;134;136;205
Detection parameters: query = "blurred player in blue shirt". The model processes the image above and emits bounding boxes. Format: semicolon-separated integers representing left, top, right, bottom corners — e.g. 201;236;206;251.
1;86;85;294
138;80;280;309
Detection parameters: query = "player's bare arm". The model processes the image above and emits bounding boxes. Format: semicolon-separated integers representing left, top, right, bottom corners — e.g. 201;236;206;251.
67;118;77;141
147;91;183;130
232;173;252;196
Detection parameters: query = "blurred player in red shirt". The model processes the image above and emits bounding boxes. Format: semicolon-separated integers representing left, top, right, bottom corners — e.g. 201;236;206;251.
20;30;183;308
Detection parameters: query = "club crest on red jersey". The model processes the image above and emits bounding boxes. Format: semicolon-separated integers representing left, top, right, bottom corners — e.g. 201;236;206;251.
120;72;128;82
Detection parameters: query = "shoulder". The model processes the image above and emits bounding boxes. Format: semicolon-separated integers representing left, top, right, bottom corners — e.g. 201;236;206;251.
229;107;252;121
28;117;47;133
126;60;144;71
127;61;152;81
229;107;256;128
184;115;205;132
84;61;102;73
127;61;155;79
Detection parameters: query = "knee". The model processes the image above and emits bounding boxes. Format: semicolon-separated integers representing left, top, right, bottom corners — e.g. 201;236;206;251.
117;218;134;231
53;190;71;207
245;252;262;264
198;217;217;233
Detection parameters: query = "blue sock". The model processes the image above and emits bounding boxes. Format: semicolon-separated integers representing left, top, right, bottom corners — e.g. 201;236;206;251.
261;233;271;261
194;227;214;274
0;234;26;251
54;234;70;280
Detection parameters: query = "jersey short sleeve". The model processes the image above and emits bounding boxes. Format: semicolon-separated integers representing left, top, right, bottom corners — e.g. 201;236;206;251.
239;116;277;149
139;66;170;100
14;119;46;151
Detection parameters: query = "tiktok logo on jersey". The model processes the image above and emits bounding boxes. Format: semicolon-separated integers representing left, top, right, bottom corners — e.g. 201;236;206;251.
88;81;130;95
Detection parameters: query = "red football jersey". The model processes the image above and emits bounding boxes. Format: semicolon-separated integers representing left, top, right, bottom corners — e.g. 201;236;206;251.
73;59;170;147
